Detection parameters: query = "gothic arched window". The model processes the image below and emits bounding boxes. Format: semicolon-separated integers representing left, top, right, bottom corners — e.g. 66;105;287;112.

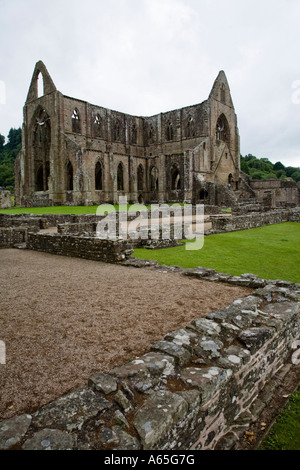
93;114;102;138
216;114;230;144
33;108;51;192
37;71;44;98
72;108;80;133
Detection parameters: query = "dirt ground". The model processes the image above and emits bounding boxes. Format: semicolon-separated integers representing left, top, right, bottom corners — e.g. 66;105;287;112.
0;248;251;420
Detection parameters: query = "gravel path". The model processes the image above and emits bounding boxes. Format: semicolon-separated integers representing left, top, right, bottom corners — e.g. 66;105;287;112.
0;249;251;419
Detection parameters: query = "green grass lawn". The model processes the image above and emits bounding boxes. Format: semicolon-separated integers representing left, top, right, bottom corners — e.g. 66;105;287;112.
259;387;300;450
0;205;124;215
133;222;300;283
0;203;178;215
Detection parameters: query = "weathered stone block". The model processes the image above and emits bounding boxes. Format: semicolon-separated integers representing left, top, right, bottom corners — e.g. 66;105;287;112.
164;328;199;353
187;318;221;337
0;414;32;450
133;391;188;449
194;338;224;360
219;322;241;344
111;425;141;450
180;367;232;404
88;372;118;395
111;352;176;392
32;387;112;432
22;428;75;450
151;340;191;366
238;327;275;353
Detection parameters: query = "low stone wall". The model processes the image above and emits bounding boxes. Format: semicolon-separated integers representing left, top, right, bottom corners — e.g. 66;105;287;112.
0;213;101;230
0;214;44;231
0;271;299;451
0;227;27;248
26;232;134;263
210;209;292;233
57;222;98;235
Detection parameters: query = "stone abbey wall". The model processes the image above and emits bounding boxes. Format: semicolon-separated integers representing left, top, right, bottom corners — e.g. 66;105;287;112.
250;179;300;208
0;270;299;450
210;209;293;233
26;232;133;264
15;62;241;208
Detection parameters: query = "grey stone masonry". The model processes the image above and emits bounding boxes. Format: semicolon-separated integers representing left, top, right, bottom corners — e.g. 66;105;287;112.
0;272;299;451
210;207;300;234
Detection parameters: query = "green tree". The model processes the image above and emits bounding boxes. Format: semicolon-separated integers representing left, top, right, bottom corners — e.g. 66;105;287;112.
0;134;5;151
0;127;22;187
276;169;286;179
291;171;300;182
273;161;285;171
6;128;21;150
240;156;250;175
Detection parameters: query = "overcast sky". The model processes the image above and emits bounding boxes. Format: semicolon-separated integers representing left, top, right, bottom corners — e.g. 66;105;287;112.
0;0;300;167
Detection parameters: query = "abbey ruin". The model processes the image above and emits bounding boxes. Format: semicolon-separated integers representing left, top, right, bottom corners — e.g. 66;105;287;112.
0;61;299;452
14;61;243;208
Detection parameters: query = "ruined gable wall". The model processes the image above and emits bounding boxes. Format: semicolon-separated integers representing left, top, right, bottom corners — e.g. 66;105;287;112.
208;74;240;186
21;91;60;206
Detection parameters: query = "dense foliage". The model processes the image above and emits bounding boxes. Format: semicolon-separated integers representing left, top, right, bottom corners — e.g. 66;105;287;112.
0;128;22;188
241;154;300;182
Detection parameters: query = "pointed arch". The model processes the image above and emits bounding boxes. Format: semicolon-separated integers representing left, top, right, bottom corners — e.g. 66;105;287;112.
26;61;57;103
216;114;230;144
